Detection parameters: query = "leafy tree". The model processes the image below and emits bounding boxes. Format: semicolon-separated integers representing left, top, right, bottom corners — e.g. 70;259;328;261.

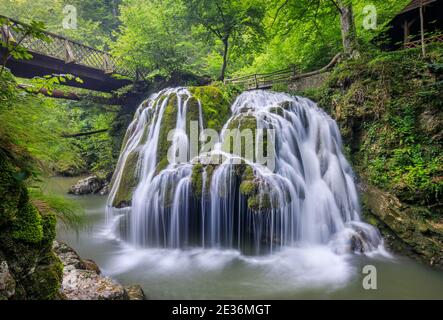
0;17;49;76
113;0;197;76
185;0;265;80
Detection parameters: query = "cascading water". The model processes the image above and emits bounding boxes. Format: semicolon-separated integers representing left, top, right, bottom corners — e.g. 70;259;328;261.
107;87;382;255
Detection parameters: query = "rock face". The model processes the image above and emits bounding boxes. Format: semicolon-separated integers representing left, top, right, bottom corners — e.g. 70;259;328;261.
68;175;106;195
0;150;63;300
360;183;443;269
53;241;145;300
125;285;146;300
0;260;16;300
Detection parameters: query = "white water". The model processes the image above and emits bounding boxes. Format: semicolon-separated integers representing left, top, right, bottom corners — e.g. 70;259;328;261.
107;88;383;255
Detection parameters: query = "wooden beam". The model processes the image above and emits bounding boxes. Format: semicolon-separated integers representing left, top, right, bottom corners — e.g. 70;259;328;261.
420;0;426;57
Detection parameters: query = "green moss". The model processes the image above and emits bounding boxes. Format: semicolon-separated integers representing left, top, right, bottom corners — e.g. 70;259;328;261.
12;202;43;244
189;85;232;132
190;163;218;199
40;212;57;248
139;123;150;146
247;193;272;211
186;97;203;137
156;94;178;173
308;45;443;208
23;252;63;300
155;157;170;175
191;163;204;198
240;180;257;196
112;150;140;207
222;114;258;160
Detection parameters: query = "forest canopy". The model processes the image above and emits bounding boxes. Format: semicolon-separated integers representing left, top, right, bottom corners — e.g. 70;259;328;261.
0;0;410;79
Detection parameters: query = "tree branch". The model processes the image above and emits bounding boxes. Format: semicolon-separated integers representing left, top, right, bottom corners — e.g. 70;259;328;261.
329;0;343;15
61;128;109;138
271;0;289;28
17;84;123;105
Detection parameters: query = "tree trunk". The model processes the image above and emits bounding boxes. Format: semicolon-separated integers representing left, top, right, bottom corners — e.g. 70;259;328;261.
219;37;229;81
337;0;357;55
17;84;122;105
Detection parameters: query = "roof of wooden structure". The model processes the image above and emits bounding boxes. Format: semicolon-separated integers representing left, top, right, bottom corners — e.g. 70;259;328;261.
400;0;437;14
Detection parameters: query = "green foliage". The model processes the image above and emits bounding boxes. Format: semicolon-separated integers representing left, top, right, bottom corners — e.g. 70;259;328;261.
0;17;49;65
189;84;235;132
113;0;196;76
0;0;120;49
28;187;85;231
313;45;443;206
12;202;44;243
0;70;118;176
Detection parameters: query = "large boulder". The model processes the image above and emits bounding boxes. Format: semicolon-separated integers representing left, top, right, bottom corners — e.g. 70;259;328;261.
53;241;146;300
68;175;105;195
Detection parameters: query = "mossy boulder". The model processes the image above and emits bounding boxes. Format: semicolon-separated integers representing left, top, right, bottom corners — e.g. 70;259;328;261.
112;150;140;208
191;162;217;199
189;85;233;132
361;182;443;269
222;114;258;160
156;94;178;173
0;147;62;300
12;202;43;244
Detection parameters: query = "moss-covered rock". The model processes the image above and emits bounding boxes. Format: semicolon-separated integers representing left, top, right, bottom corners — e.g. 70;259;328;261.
222;114;258;160
112;150;140;208
12;202;43;244
294;45;443;268
304;46;443;207
156;94;178;173
189;85;233;132
0;145;62;300
361;182;443;269
239;180;257;196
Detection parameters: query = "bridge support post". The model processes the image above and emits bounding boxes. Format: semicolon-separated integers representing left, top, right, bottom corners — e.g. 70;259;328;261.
1;25;15;44
103;53;114;74
64;40;75;64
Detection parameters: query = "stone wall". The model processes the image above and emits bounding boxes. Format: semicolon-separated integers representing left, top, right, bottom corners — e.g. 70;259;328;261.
288;72;330;93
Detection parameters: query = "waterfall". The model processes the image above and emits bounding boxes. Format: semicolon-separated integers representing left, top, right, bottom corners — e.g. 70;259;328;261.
107;87;382;255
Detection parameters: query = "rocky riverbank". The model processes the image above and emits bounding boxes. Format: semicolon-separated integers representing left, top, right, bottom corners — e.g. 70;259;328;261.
53;241;146;300
300;46;443;270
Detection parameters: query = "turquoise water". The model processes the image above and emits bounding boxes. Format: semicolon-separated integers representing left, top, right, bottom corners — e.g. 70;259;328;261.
51;177;443;300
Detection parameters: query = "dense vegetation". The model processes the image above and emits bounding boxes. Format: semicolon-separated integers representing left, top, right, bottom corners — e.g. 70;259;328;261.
0;0;442;298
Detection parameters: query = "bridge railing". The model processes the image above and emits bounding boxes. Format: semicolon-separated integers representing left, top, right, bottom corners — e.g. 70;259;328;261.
1;15;140;79
225;65;299;90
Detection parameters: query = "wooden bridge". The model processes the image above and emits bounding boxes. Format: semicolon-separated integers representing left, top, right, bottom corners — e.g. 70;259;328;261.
0;15;142;92
225;66;299;90
225;53;342;91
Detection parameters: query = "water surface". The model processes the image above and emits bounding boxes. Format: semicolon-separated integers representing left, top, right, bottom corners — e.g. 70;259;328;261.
51;176;443;300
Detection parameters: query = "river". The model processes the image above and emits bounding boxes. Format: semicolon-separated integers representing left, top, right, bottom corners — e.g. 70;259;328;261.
48;176;443;299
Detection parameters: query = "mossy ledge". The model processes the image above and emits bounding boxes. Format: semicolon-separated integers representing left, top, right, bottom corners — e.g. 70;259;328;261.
295;45;443;268
0;149;62;300
112;149;140;208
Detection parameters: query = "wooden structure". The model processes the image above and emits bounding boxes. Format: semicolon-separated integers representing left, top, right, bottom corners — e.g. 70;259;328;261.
0;15;143;92
379;0;443;51
225;65;299;90
225;53;341;91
